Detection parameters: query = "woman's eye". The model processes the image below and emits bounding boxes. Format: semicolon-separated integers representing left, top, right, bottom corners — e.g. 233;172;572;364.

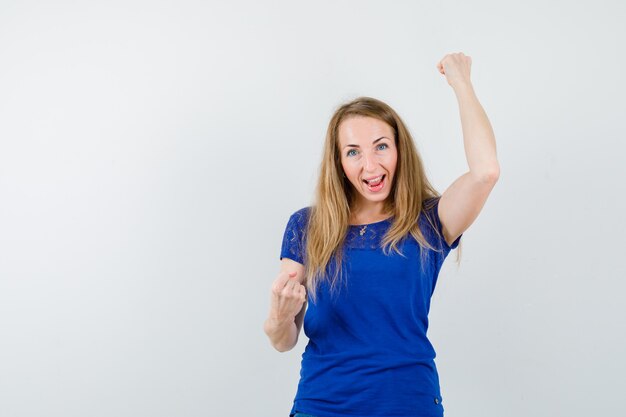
346;144;387;157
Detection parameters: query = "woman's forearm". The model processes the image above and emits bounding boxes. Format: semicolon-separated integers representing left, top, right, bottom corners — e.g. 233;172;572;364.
264;317;297;352
453;82;500;180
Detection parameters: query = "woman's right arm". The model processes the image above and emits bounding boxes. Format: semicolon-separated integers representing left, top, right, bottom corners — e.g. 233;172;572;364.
263;258;307;352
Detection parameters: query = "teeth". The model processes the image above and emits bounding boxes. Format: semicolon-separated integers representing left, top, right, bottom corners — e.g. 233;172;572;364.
365;175;383;185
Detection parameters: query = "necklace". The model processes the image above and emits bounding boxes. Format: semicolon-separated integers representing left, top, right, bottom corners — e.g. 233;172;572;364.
359;225;367;236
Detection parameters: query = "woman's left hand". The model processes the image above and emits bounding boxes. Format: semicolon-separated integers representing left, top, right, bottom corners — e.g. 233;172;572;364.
437;52;472;89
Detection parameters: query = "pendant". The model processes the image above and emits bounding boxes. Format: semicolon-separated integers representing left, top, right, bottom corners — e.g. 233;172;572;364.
359;225;367;236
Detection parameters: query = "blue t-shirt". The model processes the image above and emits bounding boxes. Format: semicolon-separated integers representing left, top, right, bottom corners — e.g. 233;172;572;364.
279;197;462;417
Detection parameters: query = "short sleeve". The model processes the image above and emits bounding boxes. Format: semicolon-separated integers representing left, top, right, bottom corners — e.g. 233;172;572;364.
425;197;462;252
279;207;310;265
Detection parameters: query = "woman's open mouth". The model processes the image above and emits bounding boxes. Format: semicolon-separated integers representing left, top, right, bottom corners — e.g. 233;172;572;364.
362;174;386;192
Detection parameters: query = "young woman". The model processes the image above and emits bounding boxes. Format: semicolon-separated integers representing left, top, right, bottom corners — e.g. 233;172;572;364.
264;52;499;417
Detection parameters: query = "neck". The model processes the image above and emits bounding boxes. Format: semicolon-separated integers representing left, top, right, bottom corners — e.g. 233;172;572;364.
349;200;392;223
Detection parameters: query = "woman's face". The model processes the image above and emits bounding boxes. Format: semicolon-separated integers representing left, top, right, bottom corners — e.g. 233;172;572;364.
338;116;398;210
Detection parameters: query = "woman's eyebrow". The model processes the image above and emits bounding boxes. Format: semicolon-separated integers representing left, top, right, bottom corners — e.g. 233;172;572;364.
344;136;390;149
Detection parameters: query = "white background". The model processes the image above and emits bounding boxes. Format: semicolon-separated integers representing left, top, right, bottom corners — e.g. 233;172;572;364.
1;1;624;416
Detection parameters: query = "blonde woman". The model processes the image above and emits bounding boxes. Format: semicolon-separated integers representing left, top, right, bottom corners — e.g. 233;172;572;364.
264;52;499;417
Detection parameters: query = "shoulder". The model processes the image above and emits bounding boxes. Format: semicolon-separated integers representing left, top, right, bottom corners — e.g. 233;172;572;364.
290;206;312;222
292;206;312;217
418;197;443;242
422;196;440;210
285;206;312;231
420;197;441;223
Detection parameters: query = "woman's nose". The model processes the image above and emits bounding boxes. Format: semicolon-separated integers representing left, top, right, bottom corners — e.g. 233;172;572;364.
363;152;377;171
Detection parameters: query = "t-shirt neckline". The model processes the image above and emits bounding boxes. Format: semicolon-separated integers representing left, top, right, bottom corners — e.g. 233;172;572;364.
347;216;394;228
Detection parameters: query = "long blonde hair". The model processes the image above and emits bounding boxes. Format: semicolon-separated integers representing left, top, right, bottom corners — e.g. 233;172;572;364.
302;96;461;304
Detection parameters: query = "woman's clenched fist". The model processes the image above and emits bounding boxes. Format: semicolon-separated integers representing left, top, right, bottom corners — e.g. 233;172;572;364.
269;270;307;324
